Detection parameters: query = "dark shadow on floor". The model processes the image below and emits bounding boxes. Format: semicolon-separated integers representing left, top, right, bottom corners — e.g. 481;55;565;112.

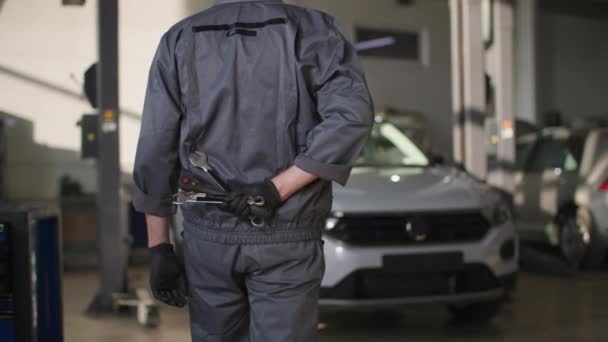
519;243;577;276
319;306;504;342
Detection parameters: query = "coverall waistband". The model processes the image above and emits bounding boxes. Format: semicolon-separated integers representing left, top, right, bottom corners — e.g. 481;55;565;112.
214;0;283;6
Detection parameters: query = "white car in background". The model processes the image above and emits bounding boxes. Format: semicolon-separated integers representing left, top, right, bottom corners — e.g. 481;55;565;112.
320;120;518;323
514;127;608;268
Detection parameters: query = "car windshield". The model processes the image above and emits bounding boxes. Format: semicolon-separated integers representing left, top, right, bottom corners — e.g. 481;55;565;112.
355;122;429;167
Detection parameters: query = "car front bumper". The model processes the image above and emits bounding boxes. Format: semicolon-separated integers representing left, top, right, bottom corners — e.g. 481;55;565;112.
320;222;519;306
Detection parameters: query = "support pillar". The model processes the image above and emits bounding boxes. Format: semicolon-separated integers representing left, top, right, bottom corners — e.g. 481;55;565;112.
450;0;487;179
515;0;538;124
87;0;128;313
450;0;465;164
493;0;516;191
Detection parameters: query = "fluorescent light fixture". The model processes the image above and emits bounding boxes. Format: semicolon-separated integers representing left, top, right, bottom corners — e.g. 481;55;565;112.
63;0;86;5
355;36;396;51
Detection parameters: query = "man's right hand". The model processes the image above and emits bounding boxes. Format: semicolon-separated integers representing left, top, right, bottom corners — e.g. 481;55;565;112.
219;180;282;221
149;243;188;307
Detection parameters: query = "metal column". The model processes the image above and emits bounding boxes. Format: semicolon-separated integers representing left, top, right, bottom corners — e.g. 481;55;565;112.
450;0;487;179
450;0;465;163
87;0;128;313
0;118;5;200
515;0;538;124
493;0;516;192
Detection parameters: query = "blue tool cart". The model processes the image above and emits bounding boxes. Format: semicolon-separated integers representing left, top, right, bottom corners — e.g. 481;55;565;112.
0;205;63;342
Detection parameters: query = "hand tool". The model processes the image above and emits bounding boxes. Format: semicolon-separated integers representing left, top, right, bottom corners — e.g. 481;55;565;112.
185;151;266;227
246;196;265;226
173;189;265;227
247;196;265;207
182;151;268;226
172;189;227;205
189;151;230;192
173;176;266;227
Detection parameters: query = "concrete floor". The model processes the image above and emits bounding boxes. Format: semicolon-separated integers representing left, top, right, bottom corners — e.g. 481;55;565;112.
64;270;608;342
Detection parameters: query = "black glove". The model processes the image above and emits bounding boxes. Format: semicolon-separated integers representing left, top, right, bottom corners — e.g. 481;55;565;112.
219;180;282;221
149;243;188;307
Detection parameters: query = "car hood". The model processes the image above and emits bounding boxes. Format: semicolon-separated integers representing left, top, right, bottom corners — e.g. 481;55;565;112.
332;166;499;214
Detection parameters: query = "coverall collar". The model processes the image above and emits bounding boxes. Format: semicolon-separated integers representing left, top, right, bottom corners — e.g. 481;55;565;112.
214;0;283;5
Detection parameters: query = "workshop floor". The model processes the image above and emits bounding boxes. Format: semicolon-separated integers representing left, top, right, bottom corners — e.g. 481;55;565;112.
64;270;608;342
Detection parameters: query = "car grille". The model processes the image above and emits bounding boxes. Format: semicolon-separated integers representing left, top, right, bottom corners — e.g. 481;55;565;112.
320;264;500;300
324;211;490;245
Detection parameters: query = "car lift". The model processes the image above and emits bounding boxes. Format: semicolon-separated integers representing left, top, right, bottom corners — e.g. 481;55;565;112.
84;0;158;327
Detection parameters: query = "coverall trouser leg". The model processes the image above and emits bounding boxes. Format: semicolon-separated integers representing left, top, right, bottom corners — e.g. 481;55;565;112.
183;229;325;342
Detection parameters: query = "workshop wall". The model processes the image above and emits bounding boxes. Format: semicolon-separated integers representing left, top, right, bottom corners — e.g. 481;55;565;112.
0;0;211;199
537;12;608;124
291;0;454;157
0;0;451;200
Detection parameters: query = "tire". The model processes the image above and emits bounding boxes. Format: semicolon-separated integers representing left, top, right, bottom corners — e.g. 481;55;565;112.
558;209;605;269
578;209;606;269
447;300;503;324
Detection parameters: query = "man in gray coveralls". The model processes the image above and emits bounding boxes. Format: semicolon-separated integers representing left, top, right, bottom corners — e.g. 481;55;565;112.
133;0;373;340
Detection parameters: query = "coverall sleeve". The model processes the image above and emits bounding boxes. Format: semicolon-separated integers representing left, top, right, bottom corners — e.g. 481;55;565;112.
133;31;183;216
294;16;374;186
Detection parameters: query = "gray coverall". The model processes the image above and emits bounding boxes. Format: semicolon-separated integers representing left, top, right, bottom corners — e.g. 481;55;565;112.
133;0;373;340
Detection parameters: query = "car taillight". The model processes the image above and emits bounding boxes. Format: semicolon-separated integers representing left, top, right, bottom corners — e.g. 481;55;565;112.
600;178;608;192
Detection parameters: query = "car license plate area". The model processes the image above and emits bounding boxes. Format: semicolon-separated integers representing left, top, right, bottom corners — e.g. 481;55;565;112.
361;272;452;297
383;252;464;273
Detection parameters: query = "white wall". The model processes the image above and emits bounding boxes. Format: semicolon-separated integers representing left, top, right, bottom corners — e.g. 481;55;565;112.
0;0;212;199
293;0;453;155
537;13;608;123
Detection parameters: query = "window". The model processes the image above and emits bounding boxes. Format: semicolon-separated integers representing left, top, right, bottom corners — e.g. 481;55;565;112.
355;27;422;62
355;122;429;167
524;138;580;173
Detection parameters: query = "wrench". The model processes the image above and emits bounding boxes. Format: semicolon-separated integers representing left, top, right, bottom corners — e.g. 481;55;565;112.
189;151;230;192
184;151;267;227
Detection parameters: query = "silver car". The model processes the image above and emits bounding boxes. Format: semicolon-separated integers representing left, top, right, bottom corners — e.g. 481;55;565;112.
514;127;608;268
320;121;518;323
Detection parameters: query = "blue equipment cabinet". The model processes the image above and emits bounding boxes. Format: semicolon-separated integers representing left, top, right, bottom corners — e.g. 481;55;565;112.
0;206;63;342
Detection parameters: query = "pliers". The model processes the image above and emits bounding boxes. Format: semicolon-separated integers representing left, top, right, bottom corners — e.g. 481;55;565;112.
172;174;266;227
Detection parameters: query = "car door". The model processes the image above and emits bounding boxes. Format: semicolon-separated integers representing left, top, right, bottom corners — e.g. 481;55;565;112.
513;134;539;238
560;133;585;205
514;133;578;241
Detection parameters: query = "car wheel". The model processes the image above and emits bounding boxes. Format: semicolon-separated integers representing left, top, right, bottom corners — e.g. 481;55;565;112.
578;209;605;269
559;212;588;268
447;300;503;324
558;209;605;269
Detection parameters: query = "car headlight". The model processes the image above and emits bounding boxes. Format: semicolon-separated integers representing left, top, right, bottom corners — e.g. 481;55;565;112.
325;212;344;231
481;202;512;226
325;217;340;230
